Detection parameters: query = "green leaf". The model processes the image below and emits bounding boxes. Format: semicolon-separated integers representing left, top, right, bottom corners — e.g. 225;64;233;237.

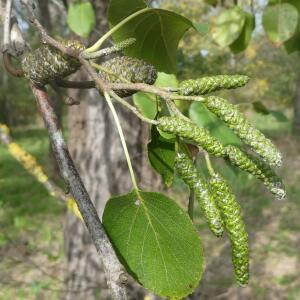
189;102;242;147
148;126;175;186
133;92;158;120
103;190;204;298
253;102;289;122
108;0;196;73
193;22;210;34
230;12;255;53
155;72;178;89
67;2;96;38
212;7;246;48
263;3;299;44
132;73;179;121
283;0;300;52
157;128;176;141
284;29;300;52
253;101;270;115
270;111;289;122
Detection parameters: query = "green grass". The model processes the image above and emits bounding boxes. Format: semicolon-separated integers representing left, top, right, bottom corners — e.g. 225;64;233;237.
0;126;65;300
0;127;63;218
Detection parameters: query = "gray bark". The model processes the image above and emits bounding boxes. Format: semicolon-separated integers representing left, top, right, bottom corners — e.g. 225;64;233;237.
63;1;161;299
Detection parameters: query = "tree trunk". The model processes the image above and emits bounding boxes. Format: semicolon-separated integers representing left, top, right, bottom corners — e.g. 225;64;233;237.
293;75;300;135
63;1;161;299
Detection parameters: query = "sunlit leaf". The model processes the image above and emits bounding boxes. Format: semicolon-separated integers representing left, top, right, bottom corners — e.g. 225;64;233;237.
133;92;157;120
263;3;299;44
230;12;255;53
212;7;246;48
108;0;197;72
67;2;96;38
103;190;204;298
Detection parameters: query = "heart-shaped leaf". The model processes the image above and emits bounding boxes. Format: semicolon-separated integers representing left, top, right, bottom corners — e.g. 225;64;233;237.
212;7;246;48
108;0;196;72
263;3;299;44
67;2;96;38
103;190;204;298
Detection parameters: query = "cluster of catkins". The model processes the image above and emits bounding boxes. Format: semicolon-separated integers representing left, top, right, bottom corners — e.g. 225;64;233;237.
158;75;285;286
21;41;285;286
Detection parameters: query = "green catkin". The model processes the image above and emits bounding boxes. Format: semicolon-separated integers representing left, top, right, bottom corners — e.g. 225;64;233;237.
204;96;282;167
22;40;85;86
158;116;226;157
98;56;157;97
209;173;249;286
178;75;249;96
225;145;286;200
175;151;224;237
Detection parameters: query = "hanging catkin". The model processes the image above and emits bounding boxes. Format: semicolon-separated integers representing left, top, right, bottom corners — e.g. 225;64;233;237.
209;173;249;286
204;96;282;167
225;145;286;200
175;151;224;237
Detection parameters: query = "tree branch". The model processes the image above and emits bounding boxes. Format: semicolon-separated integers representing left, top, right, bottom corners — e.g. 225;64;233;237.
31;85;128;300
21;0;79;58
109;82;205;102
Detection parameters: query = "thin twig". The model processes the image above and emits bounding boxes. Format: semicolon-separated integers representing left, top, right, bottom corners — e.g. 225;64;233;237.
21;0;79;58
109;83;205;102
79;57;108;92
21;0;205;105
2;52;24;77
110;91;157;125
204;151;215;176
31;85;128;300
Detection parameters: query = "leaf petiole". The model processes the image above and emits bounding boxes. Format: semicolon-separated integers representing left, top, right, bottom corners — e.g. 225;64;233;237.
84;7;150;53
104;92;139;192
